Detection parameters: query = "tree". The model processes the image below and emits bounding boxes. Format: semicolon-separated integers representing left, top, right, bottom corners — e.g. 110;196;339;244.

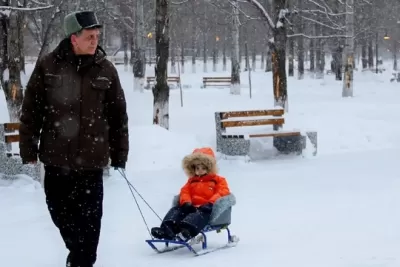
230;0;240;95
0;1;52;122
342;0;354;97
133;0;146;92
241;0;290;110
153;0;170;130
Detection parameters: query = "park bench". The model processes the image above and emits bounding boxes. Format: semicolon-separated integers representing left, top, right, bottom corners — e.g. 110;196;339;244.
390;72;400;82
202;77;231;88
145;76;181;89
0;122;42;182
214;109;317;157
0;122;111;183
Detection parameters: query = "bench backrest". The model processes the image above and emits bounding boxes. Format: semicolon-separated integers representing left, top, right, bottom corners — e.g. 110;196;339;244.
146;76;180;82
0;122;20;153
215;109;284;135
203;77;231;82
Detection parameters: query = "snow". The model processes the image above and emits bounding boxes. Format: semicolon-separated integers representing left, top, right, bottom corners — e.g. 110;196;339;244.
1;60;400;267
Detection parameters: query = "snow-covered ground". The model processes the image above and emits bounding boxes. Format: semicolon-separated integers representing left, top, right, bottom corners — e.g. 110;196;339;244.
1;61;400;267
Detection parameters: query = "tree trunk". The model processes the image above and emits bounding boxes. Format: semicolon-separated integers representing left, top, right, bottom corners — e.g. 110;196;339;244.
368;39;374;69
261;49;265;70
334;46;343;80
288;37;294;76
153;0;170;130
213;37;217;72
1;8;24;122
342;0;354;97
191;22;196;73
230;0;240;95
393;39;397;71
266;47;272;72
315;24;323;79
133;0;145;92
171;44;176;73
271;0;288;112
296;0;304;79
181;42;185;73
122;30;129;71
309;38;315;75
361;40;367;69
251;43;256;71
38;7;62;59
202;33;207;73
223;37;227;71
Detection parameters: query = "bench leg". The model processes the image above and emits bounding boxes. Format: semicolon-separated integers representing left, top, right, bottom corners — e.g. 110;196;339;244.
273;135;306;155
220;137;250;156
306;131;317;156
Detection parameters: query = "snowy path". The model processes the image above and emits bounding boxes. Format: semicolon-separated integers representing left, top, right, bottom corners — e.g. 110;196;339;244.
1;149;399;267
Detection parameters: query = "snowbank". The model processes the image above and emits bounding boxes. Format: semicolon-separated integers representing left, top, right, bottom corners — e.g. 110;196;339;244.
0;174;41;191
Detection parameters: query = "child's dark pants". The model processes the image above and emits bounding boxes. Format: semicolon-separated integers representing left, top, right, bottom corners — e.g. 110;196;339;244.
161;206;211;238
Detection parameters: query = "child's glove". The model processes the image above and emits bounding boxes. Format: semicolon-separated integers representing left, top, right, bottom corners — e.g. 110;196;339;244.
199;203;213;214
181;202;196;213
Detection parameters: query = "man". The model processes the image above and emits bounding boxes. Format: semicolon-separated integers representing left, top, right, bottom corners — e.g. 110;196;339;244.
19;11;129;267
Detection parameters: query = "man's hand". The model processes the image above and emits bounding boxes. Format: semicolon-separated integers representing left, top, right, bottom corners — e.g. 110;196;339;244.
111;160;125;170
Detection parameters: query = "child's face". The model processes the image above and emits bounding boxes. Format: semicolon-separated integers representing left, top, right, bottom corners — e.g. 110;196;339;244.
194;164;208;176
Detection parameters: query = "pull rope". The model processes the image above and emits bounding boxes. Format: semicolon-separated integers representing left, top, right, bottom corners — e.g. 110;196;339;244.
118;169;163;239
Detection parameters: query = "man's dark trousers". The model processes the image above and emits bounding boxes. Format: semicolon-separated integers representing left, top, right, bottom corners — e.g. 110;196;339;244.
43;165;104;267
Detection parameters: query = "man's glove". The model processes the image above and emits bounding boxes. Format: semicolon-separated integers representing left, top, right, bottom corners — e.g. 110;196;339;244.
181;202;196;213
111;160;125;170
198;203;213;214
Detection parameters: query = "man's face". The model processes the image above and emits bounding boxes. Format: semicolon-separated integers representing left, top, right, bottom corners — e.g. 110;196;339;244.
71;28;100;55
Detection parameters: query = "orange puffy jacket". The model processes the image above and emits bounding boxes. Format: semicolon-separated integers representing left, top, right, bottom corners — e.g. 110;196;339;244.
179;174;230;206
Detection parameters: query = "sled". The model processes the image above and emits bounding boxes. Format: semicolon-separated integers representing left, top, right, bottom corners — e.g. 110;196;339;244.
145;193;239;256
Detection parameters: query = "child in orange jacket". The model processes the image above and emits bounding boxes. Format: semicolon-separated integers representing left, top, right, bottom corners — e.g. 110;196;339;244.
151;147;231;240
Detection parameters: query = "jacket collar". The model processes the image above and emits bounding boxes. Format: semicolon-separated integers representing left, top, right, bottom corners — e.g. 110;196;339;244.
54;38;107;66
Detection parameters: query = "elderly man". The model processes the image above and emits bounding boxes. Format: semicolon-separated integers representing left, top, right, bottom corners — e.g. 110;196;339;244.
19;10;129;267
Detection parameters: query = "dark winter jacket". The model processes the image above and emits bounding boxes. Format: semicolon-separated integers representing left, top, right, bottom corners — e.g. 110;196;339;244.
19;38;129;170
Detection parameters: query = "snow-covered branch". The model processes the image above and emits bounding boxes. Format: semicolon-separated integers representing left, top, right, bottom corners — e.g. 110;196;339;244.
239;0;274;29
98;0;135;32
27;0;49;6
171;0;191;4
287;33;350;39
301;15;345;31
0;5;53;12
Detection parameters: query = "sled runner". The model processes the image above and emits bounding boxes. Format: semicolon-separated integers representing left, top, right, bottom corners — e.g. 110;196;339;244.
145;193;239;256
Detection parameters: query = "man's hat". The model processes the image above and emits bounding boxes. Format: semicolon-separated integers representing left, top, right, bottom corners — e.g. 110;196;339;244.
63;11;102;36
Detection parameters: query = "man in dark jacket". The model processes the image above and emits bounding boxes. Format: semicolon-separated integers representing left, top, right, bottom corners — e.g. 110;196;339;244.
19;11;129;267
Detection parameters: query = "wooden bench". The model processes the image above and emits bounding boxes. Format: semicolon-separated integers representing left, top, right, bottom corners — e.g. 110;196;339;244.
145;76;181;89
390;72;400;82
215;109;317;157
202;77;231;88
0;123;112;182
0;122;42;182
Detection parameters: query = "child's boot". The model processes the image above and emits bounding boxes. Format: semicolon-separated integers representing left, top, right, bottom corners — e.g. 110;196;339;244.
151;226;175;239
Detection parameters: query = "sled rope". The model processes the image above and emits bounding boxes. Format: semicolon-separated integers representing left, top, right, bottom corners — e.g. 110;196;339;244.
118;169;163;238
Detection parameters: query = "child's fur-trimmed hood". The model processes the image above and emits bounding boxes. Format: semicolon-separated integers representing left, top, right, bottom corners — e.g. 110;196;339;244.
182;147;218;177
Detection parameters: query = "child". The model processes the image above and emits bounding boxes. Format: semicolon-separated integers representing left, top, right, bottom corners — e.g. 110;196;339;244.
151;147;231;240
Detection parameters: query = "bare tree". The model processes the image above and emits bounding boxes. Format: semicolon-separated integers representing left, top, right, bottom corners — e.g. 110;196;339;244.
231;0;240;95
0;1;52;122
153;0;170;130
133;0;146;92
239;0;290;110
342;0;354;97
